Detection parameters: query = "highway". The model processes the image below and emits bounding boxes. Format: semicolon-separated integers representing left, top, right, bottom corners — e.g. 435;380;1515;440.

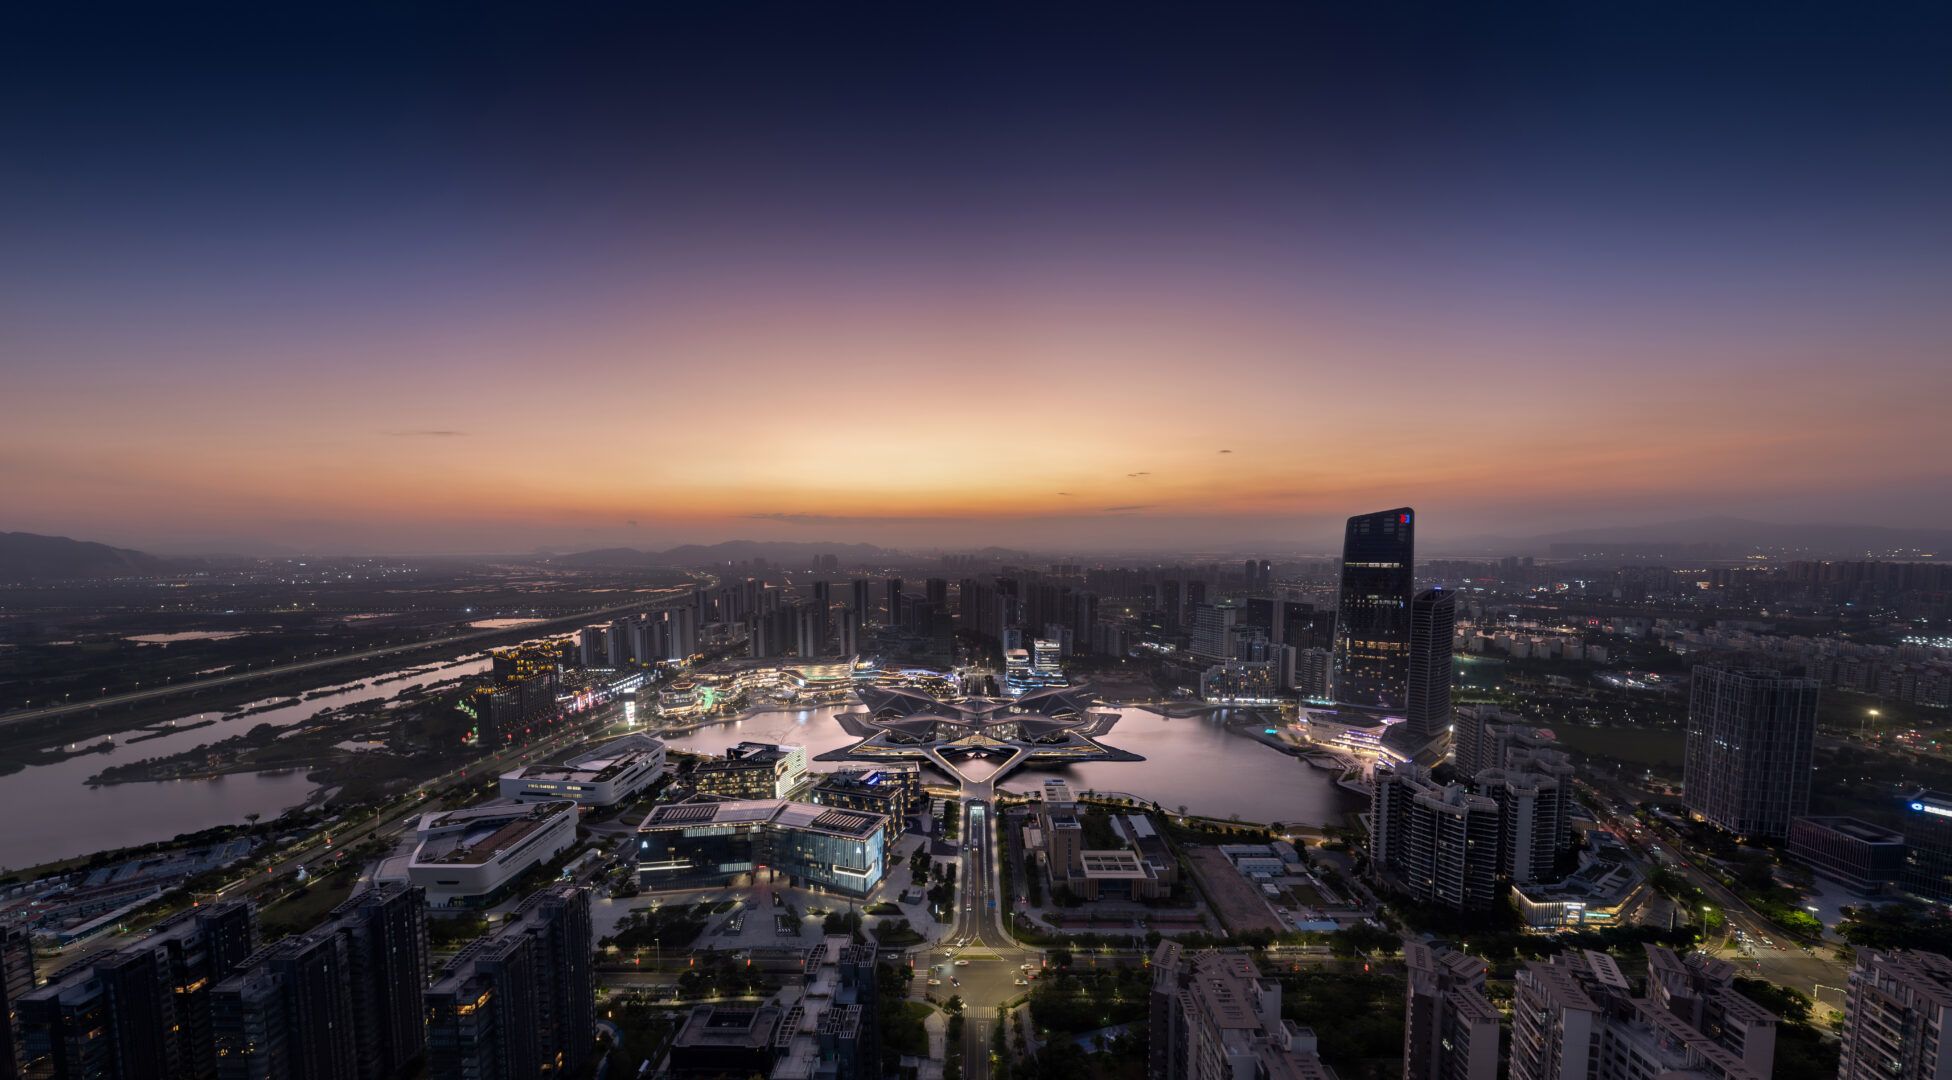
0;588;693;730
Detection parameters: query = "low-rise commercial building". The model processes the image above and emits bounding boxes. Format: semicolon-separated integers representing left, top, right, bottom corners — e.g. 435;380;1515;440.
692;742;809;800
663;936;879;1080
1510;858;1642;930
1217;844;1287;877
808;763;922;834
1788;815;1906;893
1035;799;1174;902
666;1005;786;1080
500;733;667;806
1299;708;1407;760
637;799;889;898
399;800;579;909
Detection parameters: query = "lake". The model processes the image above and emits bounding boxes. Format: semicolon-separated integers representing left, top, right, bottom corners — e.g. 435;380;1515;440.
658;703;1362;827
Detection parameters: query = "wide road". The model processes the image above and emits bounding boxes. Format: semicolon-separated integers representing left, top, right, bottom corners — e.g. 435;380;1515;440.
1585;778;1851;1004
0;588;694;729
914;799;1037;1080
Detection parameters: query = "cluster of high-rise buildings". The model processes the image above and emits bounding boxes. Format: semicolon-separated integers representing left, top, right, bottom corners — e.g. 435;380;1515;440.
2;883;595;1080
577;606;698;668
1149;943;1337;1080
424;885;594;1078
1508;946;1777;1080
1148;940;1788;1080
1369;713;1577;912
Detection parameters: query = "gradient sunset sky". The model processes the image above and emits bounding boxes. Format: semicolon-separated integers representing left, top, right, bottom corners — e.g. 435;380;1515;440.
4;3;1949;554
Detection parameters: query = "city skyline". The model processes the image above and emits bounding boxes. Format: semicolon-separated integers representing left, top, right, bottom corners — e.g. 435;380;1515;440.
5;4;1952;554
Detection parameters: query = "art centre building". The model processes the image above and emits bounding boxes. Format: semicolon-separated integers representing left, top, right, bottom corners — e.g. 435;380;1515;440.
823;684;1141;785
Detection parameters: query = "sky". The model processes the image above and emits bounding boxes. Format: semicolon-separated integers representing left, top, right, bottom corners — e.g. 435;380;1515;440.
3;2;1950;555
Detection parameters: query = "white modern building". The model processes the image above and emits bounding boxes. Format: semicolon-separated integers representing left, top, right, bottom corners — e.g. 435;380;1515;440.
396;800;579;908
500;733;667;806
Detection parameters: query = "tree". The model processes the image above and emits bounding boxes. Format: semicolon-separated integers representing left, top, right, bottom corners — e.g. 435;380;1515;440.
946;995;964;1014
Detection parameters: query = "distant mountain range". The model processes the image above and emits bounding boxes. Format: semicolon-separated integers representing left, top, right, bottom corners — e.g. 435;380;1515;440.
0;532;171;582
548;540;894;569
1440;516;1952;558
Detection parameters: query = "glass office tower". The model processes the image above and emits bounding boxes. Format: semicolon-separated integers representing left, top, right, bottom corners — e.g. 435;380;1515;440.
1335;507;1416;710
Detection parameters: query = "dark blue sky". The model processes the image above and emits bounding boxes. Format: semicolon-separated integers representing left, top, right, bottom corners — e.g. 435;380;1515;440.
3;2;1950;552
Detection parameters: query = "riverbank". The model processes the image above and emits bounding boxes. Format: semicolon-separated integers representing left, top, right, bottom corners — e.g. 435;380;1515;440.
0;596;683;759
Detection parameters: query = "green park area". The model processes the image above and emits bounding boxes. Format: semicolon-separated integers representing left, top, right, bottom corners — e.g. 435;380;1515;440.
1548;724;1687;770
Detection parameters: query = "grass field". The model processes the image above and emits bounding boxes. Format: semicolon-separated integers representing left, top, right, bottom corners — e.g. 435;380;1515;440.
1820;690;1948;737
260;866;361;938
1549;725;1687;769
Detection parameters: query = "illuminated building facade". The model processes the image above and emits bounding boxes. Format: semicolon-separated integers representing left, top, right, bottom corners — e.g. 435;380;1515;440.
1335;508;1415;711
809;764;923;834
1903;792;1952;903
636;799;889;897
1198;660;1284;705
691;742;808;800
500;733;667;806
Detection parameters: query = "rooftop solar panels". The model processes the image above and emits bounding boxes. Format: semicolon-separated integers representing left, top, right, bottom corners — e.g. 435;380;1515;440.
651;802;723;825
812;809;878;835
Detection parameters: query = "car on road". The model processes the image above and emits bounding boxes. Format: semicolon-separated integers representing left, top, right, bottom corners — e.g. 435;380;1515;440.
928;978;941;986
954;959;969;966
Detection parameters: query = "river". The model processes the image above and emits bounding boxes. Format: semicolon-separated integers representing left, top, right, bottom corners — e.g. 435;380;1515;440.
658;704;1363;827
0;676;1361;871
0;653;494;871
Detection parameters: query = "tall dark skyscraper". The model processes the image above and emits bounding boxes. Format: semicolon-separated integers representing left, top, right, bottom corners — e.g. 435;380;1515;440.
2;926;34;1080
1683;665;1820;839
207;883;427;1080
18;900;257;1080
424;885;592;1080
1335;507;1416;711
884;577;903;627
1406;587;1456;742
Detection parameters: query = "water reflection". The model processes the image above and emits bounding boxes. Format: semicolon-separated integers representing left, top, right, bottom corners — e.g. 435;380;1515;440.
659;704;1361;827
0;654;494;870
